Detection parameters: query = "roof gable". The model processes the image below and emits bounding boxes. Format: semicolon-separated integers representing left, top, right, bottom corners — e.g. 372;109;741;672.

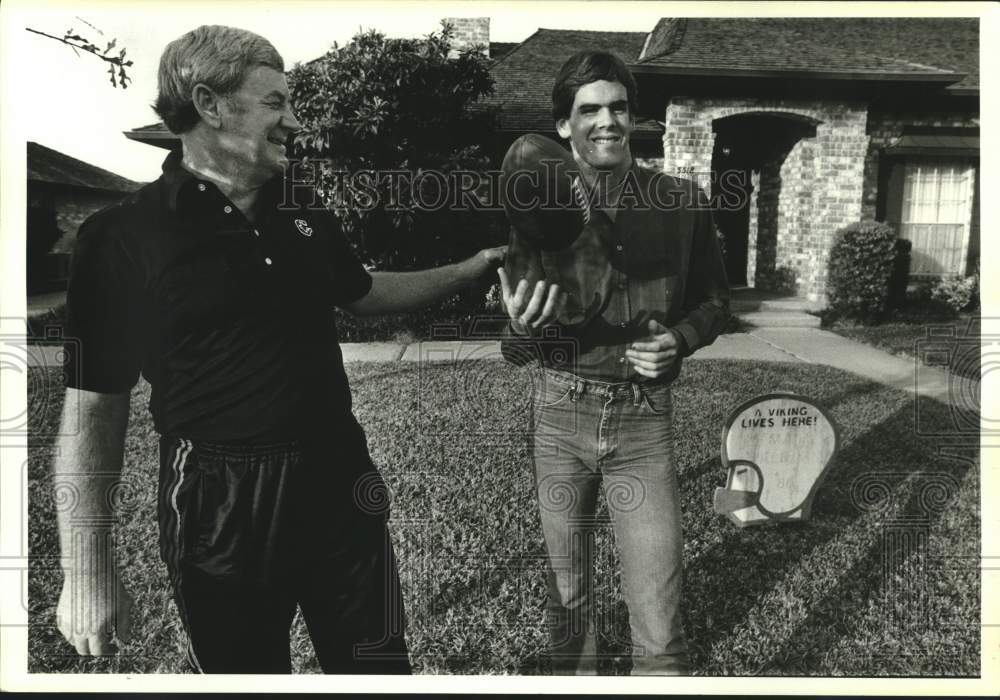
638;18;687;61
27;142;142;192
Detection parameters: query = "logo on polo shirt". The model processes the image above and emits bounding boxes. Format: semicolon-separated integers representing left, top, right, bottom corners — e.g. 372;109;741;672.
294;218;313;237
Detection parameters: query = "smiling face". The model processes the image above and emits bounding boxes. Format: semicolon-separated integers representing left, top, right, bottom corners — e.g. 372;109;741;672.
556;79;633;179
216;65;300;186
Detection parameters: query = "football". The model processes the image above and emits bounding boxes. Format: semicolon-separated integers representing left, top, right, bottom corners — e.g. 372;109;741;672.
500;134;590;252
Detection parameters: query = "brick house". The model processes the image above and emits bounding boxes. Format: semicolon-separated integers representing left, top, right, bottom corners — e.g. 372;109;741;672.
484;18;979;302
125;17;979;303
27;142;142;292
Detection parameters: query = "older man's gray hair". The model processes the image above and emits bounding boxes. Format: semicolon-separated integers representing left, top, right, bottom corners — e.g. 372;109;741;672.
154;24;284;134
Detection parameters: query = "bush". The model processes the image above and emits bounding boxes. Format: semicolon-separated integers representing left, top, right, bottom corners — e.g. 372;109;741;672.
890;282;957;322
931;269;980;312
27;202;65;294
887;238;912;308
825;221;898;322
288;23;499;271
756;265;798;295
334;286;507;342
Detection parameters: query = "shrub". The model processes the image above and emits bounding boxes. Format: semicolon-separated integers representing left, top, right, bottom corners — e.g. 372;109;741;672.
334;288;506;342
288;23;499;271
887;238;912;308
888;280;957;322
825;221;898;321
484;282;503;313
931;269;980;312
27;202;65;294
756;265;798;295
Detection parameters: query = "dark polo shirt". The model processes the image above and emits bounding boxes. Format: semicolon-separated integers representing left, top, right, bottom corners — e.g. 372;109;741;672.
64;150;372;443
501;164;730;383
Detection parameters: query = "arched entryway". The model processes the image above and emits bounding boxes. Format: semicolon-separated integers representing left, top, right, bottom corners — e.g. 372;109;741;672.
710;112;819;288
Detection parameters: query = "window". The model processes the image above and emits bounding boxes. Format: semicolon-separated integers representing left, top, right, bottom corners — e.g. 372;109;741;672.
897;161;976;276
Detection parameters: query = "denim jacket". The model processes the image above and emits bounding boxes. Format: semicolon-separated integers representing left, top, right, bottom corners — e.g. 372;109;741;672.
500;164;731;383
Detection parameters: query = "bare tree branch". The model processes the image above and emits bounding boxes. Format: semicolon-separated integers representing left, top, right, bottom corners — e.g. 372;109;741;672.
26;25;133;89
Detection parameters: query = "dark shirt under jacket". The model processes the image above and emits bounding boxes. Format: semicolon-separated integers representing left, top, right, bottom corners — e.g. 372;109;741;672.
64;150;372;443
501;164;731;383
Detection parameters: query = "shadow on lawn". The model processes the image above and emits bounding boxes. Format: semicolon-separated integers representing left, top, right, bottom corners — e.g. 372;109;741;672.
25;363;979;676
504;376;978;677
676;394;976;676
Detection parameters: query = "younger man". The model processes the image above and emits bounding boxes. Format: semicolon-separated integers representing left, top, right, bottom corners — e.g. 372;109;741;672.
499;50;730;675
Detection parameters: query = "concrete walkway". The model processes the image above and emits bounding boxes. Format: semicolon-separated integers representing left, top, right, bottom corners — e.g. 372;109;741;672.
366;331;967;395
27;328;976;410
345;330;976;408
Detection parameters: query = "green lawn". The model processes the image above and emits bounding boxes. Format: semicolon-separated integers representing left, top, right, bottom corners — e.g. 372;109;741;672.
826;313;981;381
27;359;980;675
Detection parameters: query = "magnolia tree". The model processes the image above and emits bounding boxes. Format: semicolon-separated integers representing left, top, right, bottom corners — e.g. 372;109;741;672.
288;23;502;271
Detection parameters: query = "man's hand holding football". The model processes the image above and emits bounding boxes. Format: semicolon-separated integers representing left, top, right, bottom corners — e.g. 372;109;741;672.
498;267;567;336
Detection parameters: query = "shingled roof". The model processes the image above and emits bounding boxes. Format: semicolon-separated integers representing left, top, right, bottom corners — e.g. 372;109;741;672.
27;142;142;193
487;18;975;133
489;41;520;61
634;18;975;89
486;29;651;133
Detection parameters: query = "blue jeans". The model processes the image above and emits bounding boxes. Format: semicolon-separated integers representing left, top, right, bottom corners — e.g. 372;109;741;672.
531;368;689;675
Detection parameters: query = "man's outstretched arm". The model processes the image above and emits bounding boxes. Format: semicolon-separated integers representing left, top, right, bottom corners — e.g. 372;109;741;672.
54;388;134;656
343;246;506;317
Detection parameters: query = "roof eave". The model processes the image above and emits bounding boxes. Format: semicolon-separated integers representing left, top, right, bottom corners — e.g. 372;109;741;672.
27;178;140;194
629;63;964;86
945;86;979;97
124;129;178;150
886;147;979;157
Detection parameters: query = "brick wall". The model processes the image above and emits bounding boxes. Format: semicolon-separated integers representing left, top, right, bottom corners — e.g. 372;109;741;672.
862;108;980;221
661;101;716;194
776;137;818;288
661;97;869;302
747;171;760;284
863;108;980;278
752;152;780;286
634;157;665;171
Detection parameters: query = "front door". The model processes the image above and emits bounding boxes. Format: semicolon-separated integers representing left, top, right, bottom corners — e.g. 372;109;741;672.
711;131;752;286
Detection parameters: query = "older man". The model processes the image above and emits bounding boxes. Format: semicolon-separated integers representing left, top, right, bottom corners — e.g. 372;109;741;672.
499;50;730;675
54;24;503;674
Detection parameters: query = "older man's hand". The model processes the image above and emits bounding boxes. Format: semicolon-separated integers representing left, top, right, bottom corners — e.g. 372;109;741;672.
468;245;507;278
56;568;133;657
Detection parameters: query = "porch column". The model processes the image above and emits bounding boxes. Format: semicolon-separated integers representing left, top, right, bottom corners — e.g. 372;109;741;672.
662;98;715;193
807;108;869;302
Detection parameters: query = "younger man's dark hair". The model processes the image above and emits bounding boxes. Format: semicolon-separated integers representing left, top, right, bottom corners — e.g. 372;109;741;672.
551;50;638;122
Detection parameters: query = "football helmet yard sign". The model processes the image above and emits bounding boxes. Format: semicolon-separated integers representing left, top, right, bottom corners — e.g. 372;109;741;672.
714;393;840;527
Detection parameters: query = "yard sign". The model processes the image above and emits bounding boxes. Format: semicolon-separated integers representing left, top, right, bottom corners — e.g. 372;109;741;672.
714;393;840;527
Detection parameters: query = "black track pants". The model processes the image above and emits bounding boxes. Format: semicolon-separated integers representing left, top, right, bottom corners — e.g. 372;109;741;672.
157;431;411;674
